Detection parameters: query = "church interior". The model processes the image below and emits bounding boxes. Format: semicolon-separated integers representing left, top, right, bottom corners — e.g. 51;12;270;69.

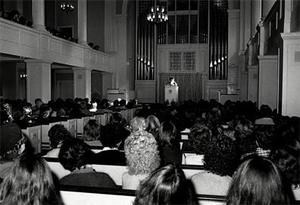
1;0;300;204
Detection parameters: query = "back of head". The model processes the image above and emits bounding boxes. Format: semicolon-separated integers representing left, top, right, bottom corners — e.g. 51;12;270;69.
134;164;195;205
48;124;72;148
0;129;34;161
159;121;177;146
125;130;160;175
189;122;212;154
59;138;94;171
82;119;100;141
227;157;293;205
130;117;146;132
146;115;160;132
0;153;62;205
204;131;238;176
271;138;300;185
110;112;123;124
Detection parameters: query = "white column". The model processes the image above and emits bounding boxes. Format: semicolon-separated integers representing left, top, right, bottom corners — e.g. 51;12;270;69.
78;0;88;45
32;0;46;31
259;20;268;56
281;32;300;117
258;55;279;110
16;0;23;15
283;0;292;33
227;9;240;94
73;68;91;100
26;60;51;104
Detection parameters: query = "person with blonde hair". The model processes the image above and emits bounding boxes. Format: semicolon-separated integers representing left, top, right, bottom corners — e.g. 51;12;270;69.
146;115;161;141
122;125;160;190
130;116;147;133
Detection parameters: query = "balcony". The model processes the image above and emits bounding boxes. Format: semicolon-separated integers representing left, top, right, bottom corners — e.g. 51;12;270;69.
0;17;112;72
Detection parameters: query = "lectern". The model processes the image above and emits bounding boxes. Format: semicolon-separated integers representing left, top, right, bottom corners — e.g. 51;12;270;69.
164;85;178;103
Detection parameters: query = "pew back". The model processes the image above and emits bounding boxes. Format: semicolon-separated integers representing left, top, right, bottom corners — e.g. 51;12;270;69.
60;186;226;205
45;159;204;186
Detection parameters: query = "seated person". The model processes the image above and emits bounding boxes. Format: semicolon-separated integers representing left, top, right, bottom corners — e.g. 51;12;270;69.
0;108;34;181
44;124;72;158
94;132;126;165
145;115;161;141
191;126;239;196
134;164;196;205
80;119;102;147
271;127;300;199
58;138;118;189
0;153;64;205
101;113;130;150
32;98;43;117
227;157;294;205
130;116;147;133
158;121;181;166
123;127;160;190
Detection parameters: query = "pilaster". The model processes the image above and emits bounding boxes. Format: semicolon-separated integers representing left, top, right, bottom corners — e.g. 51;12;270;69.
73;67;91;100
32;0;46;31
227;9;240;94
78;0;88;45
26;60;52;104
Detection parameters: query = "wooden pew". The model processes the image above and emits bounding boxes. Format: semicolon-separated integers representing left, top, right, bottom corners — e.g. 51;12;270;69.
45;158;204;186
19;108;139;156
60;185;226;205
22;125;42;153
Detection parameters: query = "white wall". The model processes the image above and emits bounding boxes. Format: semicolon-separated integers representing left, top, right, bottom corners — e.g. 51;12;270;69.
281;32;300;117
258;55;279;110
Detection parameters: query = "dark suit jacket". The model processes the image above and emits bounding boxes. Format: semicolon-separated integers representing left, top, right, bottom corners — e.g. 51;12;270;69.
93;149;126;165
159;143;182;166
60;171;118;189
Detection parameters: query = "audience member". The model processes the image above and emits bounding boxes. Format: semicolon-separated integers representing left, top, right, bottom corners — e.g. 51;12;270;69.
94;131;126;165
146;115;161;141
44;124;72;158
271;129;300;187
130;116;147;133
227;157;294;205
0;153;64;205
59;138;118;189
0;108;34;181
80;119;102;147
188;122;212;154
134;164;197;205
158;121;181;166
123;128;160;190
101;112;130;150
191;127;239;195
32;98;43;117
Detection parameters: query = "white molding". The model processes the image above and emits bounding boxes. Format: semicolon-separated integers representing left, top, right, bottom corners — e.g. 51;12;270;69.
281;32;300;40
0;18;112;73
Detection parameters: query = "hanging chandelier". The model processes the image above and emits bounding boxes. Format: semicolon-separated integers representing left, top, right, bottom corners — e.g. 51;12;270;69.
60;1;75;13
147;2;168;23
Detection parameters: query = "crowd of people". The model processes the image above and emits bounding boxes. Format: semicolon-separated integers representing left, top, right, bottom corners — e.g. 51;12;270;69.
0;97;138;129
1;98;300;204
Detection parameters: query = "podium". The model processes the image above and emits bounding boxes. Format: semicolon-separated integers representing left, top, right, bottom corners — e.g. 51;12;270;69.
165;85;178;103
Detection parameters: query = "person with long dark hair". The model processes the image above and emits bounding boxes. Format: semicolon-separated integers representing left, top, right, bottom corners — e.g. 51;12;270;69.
227;157;294;205
158;121;181;166
0;154;64;205
134;164;196;205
